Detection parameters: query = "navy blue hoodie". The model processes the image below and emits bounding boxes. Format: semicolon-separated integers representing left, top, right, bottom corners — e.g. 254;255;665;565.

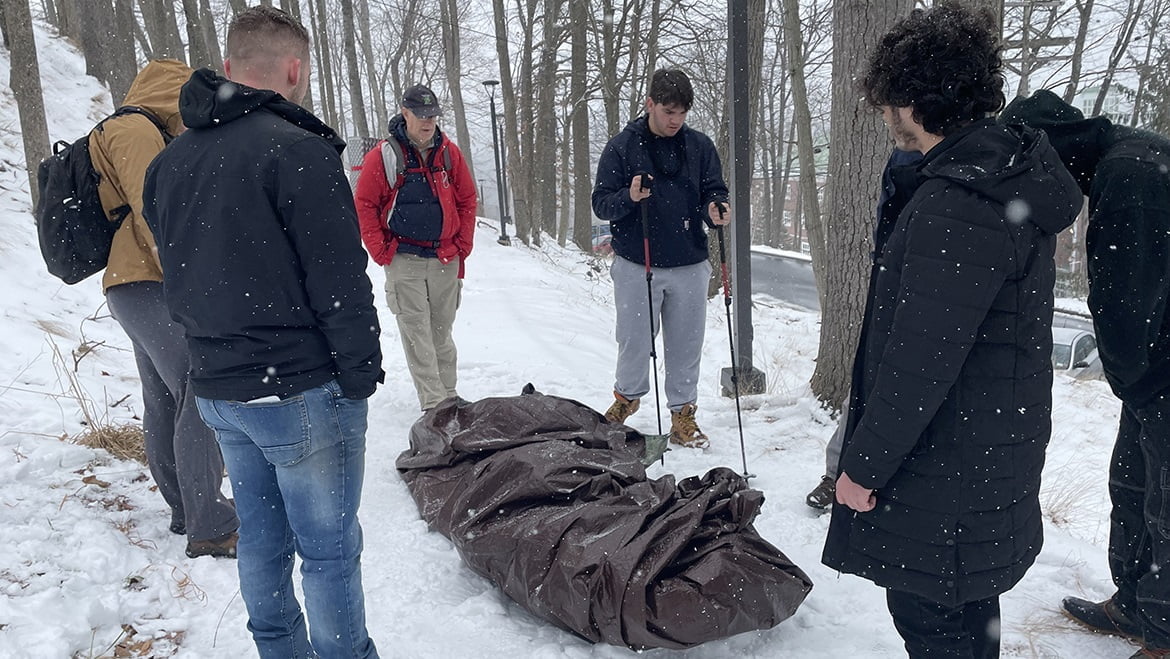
143;68;383;401
591;116;728;268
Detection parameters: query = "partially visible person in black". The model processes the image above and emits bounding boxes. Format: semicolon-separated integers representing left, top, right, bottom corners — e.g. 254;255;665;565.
805;147;922;511
821;3;1082;657
1002;89;1170;659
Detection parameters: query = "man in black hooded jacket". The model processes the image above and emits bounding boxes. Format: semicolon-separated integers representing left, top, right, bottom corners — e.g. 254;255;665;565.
143;7;382;659
821;4;1082;657
1002;89;1170;659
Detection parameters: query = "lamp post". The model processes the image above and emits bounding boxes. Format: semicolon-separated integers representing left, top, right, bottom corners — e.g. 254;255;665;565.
482;79;511;246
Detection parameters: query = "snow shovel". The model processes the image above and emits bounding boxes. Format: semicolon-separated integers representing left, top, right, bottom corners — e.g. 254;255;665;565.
636;171;670;466
710;202;754;480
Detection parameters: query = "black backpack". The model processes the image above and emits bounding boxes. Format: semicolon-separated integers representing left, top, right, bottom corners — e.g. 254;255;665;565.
34;106;172;285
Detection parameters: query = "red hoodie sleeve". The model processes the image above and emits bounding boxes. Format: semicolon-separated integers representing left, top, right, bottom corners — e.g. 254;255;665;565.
446;142;477;260
354;143;395;265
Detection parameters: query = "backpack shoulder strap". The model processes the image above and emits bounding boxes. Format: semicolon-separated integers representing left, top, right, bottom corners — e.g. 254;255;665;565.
380;138;406;189
99;106;174;143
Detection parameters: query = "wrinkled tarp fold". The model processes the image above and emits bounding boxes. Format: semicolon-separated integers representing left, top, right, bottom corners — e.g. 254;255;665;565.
396;388;813;649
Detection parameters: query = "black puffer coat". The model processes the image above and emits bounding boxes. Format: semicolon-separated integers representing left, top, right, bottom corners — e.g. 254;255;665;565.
822;120;1082;606
1002;89;1170;407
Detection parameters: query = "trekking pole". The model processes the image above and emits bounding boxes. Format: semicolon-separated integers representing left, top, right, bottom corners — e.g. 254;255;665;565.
636;172;666;464
710;202;754;480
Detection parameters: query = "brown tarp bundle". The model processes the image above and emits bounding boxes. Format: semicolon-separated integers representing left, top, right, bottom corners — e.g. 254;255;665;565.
396;388;813;650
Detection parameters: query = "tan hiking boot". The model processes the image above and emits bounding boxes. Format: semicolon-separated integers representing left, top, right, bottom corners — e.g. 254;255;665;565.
604;392;640;424
670;403;709;448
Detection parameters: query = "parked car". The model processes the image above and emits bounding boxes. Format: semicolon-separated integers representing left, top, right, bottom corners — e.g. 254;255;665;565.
1052;326;1102;380
591;232;613;256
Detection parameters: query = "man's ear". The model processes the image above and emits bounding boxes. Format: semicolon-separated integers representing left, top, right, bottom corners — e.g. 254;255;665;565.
287;57;302;89
224;58;233;78
644;97;653;113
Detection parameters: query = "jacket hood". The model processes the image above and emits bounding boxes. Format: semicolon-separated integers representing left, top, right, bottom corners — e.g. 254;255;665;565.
179;68;346;154
999;89;1112;195
122;59;193;135
919;118;1082;235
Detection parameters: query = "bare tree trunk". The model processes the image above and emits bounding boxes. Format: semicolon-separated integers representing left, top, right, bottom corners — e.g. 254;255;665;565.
180;0;212;68
810;0;916;407
77;0;136;102
1094;0;1144;117
1062;0;1096;102
356;0;386;132
198;0;223;70
139;0;186;61
56;0;80;41
492;0;528;243
0;0;10;47
339;0;369;138
310;0;338;127
438;0;473;180
557;104;571;246
532;0;563;244
43;0;57;29
4;0;50;207
570;0;592;253
781;0;823;290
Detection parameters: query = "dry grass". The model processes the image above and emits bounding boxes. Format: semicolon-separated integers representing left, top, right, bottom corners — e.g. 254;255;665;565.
74;423;146;464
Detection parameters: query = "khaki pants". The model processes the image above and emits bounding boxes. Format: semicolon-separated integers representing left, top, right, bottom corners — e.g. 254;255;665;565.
384;253;461;410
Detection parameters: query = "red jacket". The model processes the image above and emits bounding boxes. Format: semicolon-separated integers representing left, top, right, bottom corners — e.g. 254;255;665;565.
354;129;477;277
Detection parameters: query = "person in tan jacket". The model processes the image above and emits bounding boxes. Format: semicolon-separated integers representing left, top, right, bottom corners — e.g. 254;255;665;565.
90;59;239;558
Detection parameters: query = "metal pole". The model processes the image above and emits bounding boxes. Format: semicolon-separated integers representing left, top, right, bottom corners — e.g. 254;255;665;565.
483;80;511;246
497;112;512;226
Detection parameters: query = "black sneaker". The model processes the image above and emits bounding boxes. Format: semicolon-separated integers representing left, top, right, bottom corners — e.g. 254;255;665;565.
1062;595;1142;640
805;475;836;510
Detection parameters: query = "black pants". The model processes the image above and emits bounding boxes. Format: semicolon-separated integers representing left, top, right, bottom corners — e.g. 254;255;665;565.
886;589;1000;658
1109;397;1170;649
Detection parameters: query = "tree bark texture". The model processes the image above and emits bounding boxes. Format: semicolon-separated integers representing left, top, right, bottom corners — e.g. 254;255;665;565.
340;0;369;138
570;0;592;253
4;0;50;208
439;0;473;181
810;0;915;408
138;0;187;61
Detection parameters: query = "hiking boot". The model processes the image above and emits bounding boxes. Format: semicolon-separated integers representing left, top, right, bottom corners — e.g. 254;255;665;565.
670;403;709;449
1062;595;1141;640
186;531;238;559
604;392;640;424
806;475;836;511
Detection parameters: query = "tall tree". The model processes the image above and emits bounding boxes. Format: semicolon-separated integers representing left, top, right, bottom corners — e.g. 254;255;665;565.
1063;0;1096;102
138;0;186;61
180;0;212;69
77;0;136;102
340;0;370;137
810;0;916;408
3;0;50;207
570;0;591;252
355;0;385;131
781;0;824;298
438;0;474;181
532;0;565;243
1093;0;1145;117
492;0;531;243
310;0;338;127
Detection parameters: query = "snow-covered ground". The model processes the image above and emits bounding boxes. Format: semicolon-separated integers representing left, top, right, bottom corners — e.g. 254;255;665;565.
0;23;1133;659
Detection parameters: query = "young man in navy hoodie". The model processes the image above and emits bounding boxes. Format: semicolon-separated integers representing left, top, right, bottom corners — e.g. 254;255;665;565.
143;7;382;658
591;68;730;448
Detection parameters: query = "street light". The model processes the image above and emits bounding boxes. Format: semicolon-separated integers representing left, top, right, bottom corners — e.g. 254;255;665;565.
482;79;511;246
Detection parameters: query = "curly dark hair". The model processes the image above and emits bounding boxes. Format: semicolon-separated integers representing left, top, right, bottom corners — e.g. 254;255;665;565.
861;1;1005;136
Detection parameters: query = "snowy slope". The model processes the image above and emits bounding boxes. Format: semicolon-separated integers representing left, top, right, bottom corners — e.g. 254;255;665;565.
0;21;1133;659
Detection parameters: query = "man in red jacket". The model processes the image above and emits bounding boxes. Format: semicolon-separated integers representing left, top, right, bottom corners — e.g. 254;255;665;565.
355;85;477;412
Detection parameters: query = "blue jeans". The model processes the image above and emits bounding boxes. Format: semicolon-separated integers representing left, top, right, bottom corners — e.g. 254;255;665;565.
196;380;378;659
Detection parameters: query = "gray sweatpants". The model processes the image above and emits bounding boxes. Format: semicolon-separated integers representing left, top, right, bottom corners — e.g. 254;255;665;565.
384;253;461;411
611;255;711;412
106;281;238;542
825;402;848;478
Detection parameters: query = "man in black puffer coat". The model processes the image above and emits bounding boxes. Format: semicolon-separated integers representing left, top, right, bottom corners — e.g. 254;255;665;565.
821;4;1082;657
1002;90;1170;659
